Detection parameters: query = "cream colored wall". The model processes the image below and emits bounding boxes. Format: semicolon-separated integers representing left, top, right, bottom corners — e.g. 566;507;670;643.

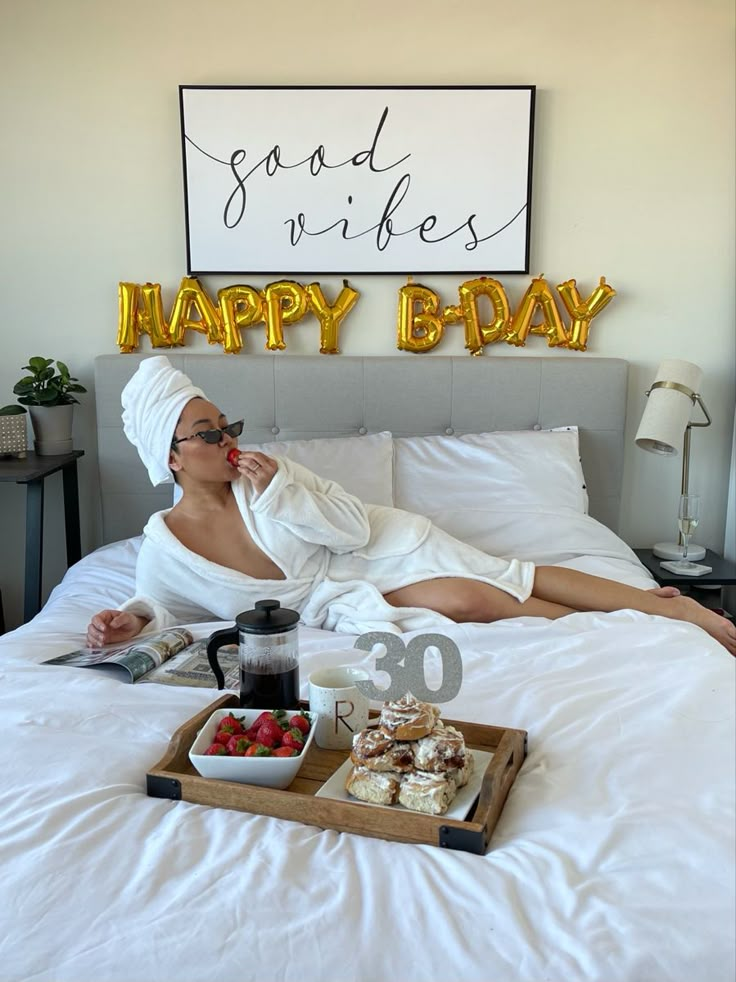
0;0;734;630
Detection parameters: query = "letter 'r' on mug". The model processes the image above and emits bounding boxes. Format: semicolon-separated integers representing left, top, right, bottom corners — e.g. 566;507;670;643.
308;666;371;750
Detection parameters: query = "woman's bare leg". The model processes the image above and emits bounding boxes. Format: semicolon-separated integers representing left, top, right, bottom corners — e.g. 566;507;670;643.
532;566;736;654
532;566;687;614
384;577;576;622
384;570;736;654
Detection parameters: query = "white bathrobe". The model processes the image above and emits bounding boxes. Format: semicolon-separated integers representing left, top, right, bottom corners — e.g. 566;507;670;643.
121;457;535;635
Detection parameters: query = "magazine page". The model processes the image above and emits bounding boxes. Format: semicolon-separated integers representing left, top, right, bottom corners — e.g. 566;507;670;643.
143;639;239;689
44;628;195;683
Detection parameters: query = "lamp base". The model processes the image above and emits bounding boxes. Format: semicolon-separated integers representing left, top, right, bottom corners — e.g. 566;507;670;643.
652;541;706;561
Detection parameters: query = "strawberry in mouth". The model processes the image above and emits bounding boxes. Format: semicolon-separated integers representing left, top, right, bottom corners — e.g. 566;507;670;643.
227;449;240;467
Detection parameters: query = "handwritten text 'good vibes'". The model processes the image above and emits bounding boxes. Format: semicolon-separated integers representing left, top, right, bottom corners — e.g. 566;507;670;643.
186;108;526;253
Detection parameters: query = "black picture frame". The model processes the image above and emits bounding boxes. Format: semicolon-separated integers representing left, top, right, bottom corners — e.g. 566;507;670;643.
179;84;536;276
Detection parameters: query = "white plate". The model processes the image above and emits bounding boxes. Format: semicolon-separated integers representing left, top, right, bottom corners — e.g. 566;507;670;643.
315;749;494;821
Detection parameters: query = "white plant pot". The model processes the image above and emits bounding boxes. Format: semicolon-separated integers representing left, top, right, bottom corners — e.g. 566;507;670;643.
28;405;74;456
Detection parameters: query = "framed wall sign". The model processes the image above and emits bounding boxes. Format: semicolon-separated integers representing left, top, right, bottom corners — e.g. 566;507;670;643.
179;85;536;276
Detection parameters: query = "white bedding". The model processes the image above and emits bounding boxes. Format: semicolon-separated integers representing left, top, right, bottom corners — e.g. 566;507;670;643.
1;524;734;982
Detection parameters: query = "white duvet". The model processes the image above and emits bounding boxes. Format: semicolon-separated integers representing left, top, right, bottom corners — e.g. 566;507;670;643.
0;534;734;982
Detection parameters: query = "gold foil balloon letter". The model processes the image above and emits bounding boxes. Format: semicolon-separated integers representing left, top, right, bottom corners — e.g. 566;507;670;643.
505;275;568;348
306;281;360;354
117;282;171;351
218;285;264;355
556;277;616;351
262;280;308;350
396;280;445;353
453;277;511;354
167;277;223;346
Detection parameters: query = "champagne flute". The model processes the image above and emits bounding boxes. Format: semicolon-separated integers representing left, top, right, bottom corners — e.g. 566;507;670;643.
672;493;701;571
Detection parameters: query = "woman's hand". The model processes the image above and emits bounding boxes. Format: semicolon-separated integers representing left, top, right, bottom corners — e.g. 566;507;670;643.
234;451;278;494
86;610;150;648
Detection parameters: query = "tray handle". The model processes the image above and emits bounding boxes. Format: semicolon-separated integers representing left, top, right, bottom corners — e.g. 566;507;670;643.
473;728;527;847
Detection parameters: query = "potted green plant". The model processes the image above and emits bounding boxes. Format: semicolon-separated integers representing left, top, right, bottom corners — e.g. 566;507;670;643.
0;404;28;459
12;357;87;456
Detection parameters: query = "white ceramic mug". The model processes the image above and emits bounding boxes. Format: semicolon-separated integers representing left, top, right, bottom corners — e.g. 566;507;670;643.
308;666;371;750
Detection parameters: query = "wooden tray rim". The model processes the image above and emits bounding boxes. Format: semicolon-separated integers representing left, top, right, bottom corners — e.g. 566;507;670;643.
146;694;527;855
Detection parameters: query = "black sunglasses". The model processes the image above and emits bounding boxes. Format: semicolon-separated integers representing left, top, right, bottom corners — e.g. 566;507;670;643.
172;420;244;447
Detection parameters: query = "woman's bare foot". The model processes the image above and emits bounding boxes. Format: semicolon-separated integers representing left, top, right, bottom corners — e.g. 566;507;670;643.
649;586;680;598
667;595;736;655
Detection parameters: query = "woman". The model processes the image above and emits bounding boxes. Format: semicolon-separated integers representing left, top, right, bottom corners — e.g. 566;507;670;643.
87;357;736;655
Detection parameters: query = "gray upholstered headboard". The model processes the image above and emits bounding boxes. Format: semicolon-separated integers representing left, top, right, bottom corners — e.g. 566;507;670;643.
94;354;628;544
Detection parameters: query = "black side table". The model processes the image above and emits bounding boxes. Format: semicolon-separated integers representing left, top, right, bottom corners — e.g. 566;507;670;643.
0;450;84;623
634;548;736;615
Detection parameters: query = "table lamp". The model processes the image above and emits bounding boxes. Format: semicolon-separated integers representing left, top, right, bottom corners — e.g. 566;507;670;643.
635;359;711;560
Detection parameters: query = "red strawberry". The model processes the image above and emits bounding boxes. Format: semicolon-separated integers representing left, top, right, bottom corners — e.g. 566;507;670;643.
227;736;252;756
273;746;299;757
214;729;234;746
289;714;311;735
253;711;275;729
218;715;244;734
227;449;240;467
254;709;287;729
256;732;277;749
245;743;272;756
244;725;261;742
282;728;304;751
258;719;286;745
204;743;228;756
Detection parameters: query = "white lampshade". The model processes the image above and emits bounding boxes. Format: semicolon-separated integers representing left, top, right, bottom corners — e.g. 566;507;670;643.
636;359;709;562
635;359;703;455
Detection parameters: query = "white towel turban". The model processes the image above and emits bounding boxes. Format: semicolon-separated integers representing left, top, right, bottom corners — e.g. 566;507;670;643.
121;356;206;486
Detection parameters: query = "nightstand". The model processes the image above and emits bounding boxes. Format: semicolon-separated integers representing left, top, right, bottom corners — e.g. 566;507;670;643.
634;548;736;614
0;450;84;623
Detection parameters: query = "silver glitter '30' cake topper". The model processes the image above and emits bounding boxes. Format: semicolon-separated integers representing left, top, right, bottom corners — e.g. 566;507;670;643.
352;632;463;703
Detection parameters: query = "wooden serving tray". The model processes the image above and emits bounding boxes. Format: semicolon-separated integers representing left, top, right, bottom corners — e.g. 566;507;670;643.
146;694;527;855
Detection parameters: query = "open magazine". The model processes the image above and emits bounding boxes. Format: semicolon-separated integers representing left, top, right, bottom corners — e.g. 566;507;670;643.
44;628;239;688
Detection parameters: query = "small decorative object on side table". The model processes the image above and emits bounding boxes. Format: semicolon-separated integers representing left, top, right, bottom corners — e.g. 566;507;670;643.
634;548;736;615
0;405;28;458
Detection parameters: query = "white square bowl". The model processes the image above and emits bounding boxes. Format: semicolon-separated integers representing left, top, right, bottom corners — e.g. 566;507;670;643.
189;708;318;790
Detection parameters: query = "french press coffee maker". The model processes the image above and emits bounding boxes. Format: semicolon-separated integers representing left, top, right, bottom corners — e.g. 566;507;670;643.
207;599;301;708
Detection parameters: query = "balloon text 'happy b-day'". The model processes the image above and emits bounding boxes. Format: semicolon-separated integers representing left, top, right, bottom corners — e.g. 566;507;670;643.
116;275;615;356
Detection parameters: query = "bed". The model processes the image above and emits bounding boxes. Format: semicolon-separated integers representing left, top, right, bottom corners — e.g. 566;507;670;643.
1;355;734;982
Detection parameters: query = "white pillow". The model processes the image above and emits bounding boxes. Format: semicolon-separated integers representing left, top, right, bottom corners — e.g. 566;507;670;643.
174;431;394;507
391;428;624;565
421;506;638;567
393;428;589;519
